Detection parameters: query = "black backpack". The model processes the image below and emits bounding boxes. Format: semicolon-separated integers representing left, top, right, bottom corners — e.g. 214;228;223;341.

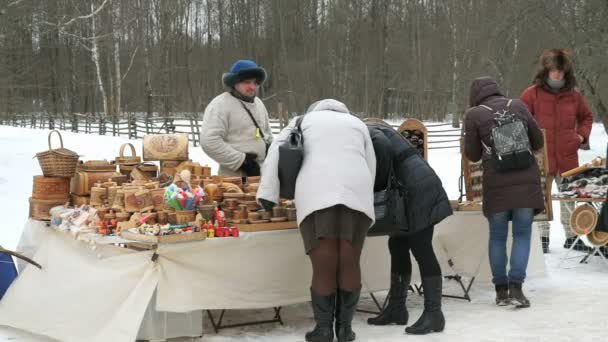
480;100;534;172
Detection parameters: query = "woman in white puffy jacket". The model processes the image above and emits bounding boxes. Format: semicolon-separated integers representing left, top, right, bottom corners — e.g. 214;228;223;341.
257;99;376;342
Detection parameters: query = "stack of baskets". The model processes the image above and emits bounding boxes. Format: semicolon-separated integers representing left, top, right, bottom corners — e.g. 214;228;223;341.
31;130;79;220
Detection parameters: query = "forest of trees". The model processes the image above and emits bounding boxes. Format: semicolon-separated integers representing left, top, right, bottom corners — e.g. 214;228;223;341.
0;0;607;126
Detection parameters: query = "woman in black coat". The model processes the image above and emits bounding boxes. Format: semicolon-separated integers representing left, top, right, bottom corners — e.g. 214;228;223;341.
365;122;453;335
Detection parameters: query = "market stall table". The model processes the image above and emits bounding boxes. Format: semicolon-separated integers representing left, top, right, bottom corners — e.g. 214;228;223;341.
0;212;545;342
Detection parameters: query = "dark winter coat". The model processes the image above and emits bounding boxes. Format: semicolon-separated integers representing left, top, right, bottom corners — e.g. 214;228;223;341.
520;84;593;176
367;122;453;235
464;77;545;217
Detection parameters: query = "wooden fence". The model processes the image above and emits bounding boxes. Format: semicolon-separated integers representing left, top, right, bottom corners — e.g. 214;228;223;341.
0;112;461;150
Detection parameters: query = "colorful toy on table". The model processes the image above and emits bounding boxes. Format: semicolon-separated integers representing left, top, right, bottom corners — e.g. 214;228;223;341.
164;184;207;211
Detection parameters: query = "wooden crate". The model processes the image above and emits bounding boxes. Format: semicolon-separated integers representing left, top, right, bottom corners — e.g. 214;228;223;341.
120;230;207;244
234;221;297;232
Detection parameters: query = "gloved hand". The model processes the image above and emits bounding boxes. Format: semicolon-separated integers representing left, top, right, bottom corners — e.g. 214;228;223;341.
259;198;276;212
240;153;260;176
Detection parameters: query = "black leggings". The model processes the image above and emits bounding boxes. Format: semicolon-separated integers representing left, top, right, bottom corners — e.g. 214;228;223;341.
389;226;441;278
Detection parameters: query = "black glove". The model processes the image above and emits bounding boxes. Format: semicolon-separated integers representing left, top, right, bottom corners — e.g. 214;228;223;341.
240;153;260;176
259;198;276;212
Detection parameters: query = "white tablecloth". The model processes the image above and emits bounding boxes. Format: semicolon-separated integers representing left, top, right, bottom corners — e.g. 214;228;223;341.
0;212;545;341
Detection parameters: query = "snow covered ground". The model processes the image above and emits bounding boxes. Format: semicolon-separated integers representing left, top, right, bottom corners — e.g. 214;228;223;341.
1;123;607;342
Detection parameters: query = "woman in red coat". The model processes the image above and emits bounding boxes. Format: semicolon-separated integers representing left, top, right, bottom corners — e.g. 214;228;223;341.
520;49;593;253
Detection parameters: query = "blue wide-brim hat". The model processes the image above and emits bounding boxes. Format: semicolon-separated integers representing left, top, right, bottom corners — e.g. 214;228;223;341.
222;60;267;88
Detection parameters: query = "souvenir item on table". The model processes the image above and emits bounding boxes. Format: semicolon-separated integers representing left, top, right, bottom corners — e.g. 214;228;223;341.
244;183;259;194
220;182;243;194
160;160;181;176
49;204;73;226
222;177;243;186
32;176;70;201
89;185;107;206
198;203;216;222
115;143;142;177
56;205;97;233
110;174;129;185
29;198;69;221
286;208;297;221
76;160;117;172
143;133;189;161
71;170;120;195
71;194;90;206
246;176;261;184
136;190;155;212
144;181;160;190
107;186;118;206
157;211;168;225
175;210;196;224
115;211;131;222
111;189;126;210
35;130;79;178
554;167;608;199
163;183;206;211
135;162;159;179
129;163;153;181
124;189;141;213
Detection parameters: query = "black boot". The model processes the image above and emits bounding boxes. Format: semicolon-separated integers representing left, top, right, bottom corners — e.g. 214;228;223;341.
495;284;510;306
335;288;360;342
541;236;550;254
405;276;445;335
367;273;409;325
508;283;530;308
305;289;335;342
564;237;594;253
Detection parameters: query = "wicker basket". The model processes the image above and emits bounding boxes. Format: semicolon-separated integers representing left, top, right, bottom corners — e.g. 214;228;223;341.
116;143;141;166
35;130;79;177
569;204;598;236
587;230;608;246
175;210;196;224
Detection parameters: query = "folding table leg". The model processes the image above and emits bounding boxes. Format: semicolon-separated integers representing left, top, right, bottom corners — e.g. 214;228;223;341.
205;307;283;333
356;292;387;314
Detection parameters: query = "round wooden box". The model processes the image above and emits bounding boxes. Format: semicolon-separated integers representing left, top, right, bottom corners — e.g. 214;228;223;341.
29;197;69;220
32;176;70;200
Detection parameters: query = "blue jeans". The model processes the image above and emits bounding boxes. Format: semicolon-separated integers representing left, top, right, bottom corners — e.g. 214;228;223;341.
487;208;534;285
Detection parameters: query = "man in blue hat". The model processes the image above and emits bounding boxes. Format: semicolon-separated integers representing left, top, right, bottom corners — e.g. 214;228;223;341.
200;59;273;177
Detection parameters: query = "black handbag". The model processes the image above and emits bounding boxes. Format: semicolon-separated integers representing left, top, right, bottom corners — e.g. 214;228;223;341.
278;115;306;199
368;163;408;236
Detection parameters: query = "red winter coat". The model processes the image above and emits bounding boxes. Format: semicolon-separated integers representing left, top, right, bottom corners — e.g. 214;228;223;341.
520;85;593;176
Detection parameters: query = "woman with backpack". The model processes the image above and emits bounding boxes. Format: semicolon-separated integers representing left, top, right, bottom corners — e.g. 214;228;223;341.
464;76;544;307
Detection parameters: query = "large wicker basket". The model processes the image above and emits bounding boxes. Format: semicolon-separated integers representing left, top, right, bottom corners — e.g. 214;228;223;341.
569;204;598;236
35;130;79;178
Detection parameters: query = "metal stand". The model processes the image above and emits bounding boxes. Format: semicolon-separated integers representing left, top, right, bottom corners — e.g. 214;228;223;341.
413;275;475;302
356;292;389;315
205;307;283;333
579;246;608;266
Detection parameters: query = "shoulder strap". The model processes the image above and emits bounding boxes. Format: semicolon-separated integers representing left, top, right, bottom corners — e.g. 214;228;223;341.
240;102;265;139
